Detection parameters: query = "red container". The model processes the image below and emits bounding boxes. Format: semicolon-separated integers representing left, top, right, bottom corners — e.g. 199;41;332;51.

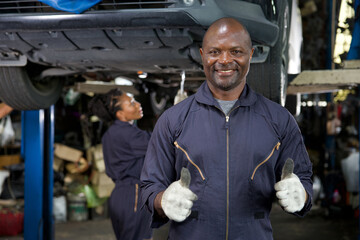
0;209;24;236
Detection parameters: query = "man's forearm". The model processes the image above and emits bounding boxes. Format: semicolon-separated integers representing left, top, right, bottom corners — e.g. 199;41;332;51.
0;103;13;119
154;191;166;218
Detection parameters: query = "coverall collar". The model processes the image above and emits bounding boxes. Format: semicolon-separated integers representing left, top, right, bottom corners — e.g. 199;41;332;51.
195;81;257;107
113;119;132;126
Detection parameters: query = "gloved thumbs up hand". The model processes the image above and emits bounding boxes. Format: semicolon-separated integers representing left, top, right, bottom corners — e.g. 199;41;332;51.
161;168;198;222
274;158;307;213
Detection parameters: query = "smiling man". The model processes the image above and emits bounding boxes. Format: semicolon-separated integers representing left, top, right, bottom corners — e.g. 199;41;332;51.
200;18;254;98
140;18;313;240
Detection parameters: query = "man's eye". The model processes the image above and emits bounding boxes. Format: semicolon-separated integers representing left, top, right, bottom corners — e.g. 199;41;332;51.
232;50;242;55
209;50;219;55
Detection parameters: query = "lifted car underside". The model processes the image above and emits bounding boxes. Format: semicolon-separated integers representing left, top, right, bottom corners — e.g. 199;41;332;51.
0;0;294;110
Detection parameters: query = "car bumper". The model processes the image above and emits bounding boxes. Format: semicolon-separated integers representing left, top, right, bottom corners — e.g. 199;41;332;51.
0;0;279;46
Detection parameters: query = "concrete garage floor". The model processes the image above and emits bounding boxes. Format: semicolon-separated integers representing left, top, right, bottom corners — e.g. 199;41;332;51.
270;204;358;240
1;204;358;240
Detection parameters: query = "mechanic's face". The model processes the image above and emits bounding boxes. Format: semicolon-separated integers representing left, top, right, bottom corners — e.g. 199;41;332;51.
117;94;143;122
200;24;254;93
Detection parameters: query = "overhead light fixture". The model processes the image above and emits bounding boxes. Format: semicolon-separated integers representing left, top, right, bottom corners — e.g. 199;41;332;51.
183;0;194;6
115;76;133;86
137;71;148;79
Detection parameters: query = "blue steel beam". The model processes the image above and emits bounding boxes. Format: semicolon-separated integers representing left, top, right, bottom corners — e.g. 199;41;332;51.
23;109;44;240
22;106;54;240
347;0;360;60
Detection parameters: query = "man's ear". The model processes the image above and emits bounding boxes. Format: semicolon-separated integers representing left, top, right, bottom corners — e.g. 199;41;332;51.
199;48;203;57
250;48;255;60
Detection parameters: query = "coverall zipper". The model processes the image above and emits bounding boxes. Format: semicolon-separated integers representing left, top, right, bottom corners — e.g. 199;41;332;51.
223;106;239;240
174;141;205;180
251;142;281;180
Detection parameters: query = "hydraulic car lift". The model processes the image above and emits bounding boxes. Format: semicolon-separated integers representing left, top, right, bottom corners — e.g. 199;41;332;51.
22;107;55;240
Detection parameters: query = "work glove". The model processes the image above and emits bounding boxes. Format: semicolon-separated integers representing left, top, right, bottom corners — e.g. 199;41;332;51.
161;168;198;222
274;158;306;213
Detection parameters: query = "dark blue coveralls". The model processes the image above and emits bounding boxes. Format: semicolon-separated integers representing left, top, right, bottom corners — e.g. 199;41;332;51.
102;120;152;240
141;82;313;240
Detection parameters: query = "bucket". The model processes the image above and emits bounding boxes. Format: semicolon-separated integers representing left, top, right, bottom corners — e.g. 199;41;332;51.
67;192;88;221
53;195;67;222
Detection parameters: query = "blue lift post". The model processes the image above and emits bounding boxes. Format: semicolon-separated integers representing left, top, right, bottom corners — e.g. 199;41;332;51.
326;0;336;170
21;106;55;240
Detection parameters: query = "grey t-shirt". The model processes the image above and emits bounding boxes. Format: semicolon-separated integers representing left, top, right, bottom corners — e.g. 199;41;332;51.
216;99;237;116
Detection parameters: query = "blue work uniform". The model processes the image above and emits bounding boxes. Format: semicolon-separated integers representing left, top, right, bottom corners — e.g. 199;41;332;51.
140;82;313;240
102;120;152;240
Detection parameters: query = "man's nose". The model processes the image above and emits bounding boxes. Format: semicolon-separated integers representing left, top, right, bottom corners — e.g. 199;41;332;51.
218;51;232;64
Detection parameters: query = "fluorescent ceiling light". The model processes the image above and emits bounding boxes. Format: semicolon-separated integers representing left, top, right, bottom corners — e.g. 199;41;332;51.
115;76;133;86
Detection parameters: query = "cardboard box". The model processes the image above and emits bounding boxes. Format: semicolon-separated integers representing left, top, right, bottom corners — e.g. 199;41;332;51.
91;170;113;186
93;184;114;198
93;158;105;173
93;144;104;161
65;158;89;174
87;145;105;172
86;147;94;164
0;155;21;170
54;144;83;162
53;156;64;172
91;170;114;198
